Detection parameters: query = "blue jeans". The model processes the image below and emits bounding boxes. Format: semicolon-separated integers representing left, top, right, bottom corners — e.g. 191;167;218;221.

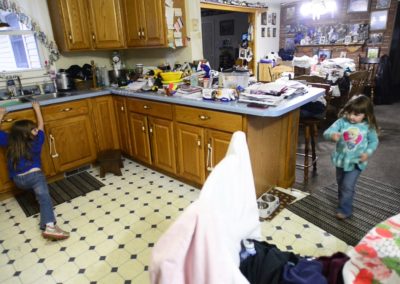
13;171;55;229
336;166;361;217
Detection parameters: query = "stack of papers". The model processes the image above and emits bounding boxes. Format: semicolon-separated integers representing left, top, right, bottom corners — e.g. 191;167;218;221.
238;82;307;106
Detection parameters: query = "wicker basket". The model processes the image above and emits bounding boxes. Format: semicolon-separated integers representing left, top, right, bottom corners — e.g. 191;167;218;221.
74;79;93;90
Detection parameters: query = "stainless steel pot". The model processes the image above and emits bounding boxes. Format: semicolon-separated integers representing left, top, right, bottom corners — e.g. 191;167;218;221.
56;71;72;90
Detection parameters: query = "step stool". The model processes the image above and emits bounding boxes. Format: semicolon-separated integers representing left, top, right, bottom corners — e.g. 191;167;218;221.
97;149;123;178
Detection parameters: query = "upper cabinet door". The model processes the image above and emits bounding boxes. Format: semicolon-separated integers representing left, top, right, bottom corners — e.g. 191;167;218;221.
143;0;166;46
122;0;145;47
122;0;166;47
47;0;92;51
87;0;126;49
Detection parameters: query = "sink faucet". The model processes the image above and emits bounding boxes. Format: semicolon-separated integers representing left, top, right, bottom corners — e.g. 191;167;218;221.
15;75;24;96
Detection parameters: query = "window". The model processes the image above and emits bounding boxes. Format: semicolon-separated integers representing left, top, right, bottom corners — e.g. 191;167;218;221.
0;11;42;72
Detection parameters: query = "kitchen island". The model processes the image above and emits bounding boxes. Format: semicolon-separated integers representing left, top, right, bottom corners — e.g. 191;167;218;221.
1;87;324;198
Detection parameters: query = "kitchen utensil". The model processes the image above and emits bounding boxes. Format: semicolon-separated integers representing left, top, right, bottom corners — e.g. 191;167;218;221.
56;71;72;91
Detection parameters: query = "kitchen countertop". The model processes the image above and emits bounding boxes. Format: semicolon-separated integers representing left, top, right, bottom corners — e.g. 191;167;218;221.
2;87;325;117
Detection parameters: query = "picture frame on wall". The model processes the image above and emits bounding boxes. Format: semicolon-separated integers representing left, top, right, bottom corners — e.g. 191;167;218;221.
368;33;383;44
318;49;332;60
272;12;277;25
376;0;391;9
348;0;369;13
220;20;234;36
370;10;388;30
367;47;380;58
273;28;276;37
261;12;267;25
344;35;352;44
261;27;266;38
285;6;295;20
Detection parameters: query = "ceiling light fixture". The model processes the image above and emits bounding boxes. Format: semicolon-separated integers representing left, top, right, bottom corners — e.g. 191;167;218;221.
300;0;337;20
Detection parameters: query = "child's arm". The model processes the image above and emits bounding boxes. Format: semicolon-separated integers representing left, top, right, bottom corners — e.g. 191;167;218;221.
360;128;379;162
0;107;6;123
32;101;44;131
323;119;342;142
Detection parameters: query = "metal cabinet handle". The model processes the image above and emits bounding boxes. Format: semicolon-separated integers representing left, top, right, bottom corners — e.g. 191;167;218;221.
141;125;146;132
62;107;72;112
68;33;72;41
206;141;214;172
199;115;210;120
92;33;96;41
143;105;151;109
120;106;124;111
197;137;201;147
49;134;59;158
138;30;141;38
149;126;153;134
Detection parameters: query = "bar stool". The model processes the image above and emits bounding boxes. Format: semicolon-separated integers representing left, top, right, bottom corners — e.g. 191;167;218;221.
97;149;123;178
296;83;331;183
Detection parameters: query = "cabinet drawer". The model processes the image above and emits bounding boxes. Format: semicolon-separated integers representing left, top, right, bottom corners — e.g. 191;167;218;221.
175;105;243;133
0;109;35;130
126;98;173;119
42;100;90;121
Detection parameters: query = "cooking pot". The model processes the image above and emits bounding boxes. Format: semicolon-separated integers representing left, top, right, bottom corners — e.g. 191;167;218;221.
56;71;72;91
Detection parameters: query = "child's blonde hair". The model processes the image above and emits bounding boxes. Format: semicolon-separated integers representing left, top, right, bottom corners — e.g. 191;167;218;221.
339;95;378;130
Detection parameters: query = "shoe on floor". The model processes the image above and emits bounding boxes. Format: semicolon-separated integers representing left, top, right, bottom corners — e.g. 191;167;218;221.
335;212;348;220
42;225;70;240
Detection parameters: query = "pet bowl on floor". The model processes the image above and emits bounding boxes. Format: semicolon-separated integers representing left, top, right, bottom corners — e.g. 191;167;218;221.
257;193;280;218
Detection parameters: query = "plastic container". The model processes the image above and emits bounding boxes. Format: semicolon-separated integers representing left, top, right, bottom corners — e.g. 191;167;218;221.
220;72;250;89
240;239;256;261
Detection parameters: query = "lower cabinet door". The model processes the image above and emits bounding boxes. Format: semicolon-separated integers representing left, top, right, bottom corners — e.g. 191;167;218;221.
128;112;152;164
205;129;232;176
47;115;96;172
176;122;205;185
149;117;176;174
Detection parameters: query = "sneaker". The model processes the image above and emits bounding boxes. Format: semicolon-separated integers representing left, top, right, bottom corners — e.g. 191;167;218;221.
42;225;70;240
335;212;348;220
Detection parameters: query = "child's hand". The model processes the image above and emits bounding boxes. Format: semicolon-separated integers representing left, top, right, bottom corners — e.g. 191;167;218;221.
0;107;7;117
360;153;369;162
331;133;341;142
32;101;41;110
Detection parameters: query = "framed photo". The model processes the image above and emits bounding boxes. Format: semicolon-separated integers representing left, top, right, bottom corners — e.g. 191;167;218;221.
368;33;383;44
318;49;332;60
267;27;271;37
272;28;276;37
268;14;272;24
376;0;391;9
370;10;388;30
340;51;347;58
319;36;326;45
220;20;234;36
272;12;277;25
261;27;265;38
286;6;295;20
367;47;380;58
348;0;369;13
261;12;267;25
344;35;352;44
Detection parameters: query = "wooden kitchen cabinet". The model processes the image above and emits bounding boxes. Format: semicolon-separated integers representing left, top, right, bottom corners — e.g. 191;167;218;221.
126;98;176;174
113;96;131;155
175;105;241;185
87;0;126;49
122;0;166;47
43;100;96;173
48;0;125;51
47;0;92;51
91;96;120;152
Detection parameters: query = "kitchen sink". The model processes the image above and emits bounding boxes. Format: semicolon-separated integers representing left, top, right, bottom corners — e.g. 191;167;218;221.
0;98;25;107
21;92;74;102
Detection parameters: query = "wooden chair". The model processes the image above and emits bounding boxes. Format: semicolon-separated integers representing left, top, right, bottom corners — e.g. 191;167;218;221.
347;70;369;101
358;56;380;102
258;63;273;82
271;65;294;81
296;82;331;183
294;75;327;84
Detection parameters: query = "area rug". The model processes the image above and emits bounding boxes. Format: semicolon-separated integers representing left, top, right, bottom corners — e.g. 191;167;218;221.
16;172;105;217
287;176;400;246
260;187;297;221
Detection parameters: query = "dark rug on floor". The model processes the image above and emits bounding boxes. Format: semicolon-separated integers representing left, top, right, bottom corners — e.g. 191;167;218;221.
287;176;400;246
260;188;297;221
16;172;105;217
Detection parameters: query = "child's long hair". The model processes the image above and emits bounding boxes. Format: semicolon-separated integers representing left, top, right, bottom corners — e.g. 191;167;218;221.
338;95;378;130
6;120;37;170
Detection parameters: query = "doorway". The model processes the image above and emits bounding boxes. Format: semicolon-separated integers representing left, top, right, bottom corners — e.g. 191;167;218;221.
201;9;249;71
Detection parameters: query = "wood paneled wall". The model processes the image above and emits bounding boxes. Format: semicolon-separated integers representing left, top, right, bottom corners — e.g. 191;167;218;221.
279;0;398;61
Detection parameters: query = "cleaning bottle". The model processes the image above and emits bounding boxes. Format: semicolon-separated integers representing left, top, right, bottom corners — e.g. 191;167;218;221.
239;239;256;261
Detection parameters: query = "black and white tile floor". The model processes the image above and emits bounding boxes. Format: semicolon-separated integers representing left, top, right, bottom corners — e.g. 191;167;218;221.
0;158;349;283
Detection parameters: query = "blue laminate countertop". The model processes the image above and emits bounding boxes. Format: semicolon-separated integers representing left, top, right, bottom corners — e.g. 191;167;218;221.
3;87;325;117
